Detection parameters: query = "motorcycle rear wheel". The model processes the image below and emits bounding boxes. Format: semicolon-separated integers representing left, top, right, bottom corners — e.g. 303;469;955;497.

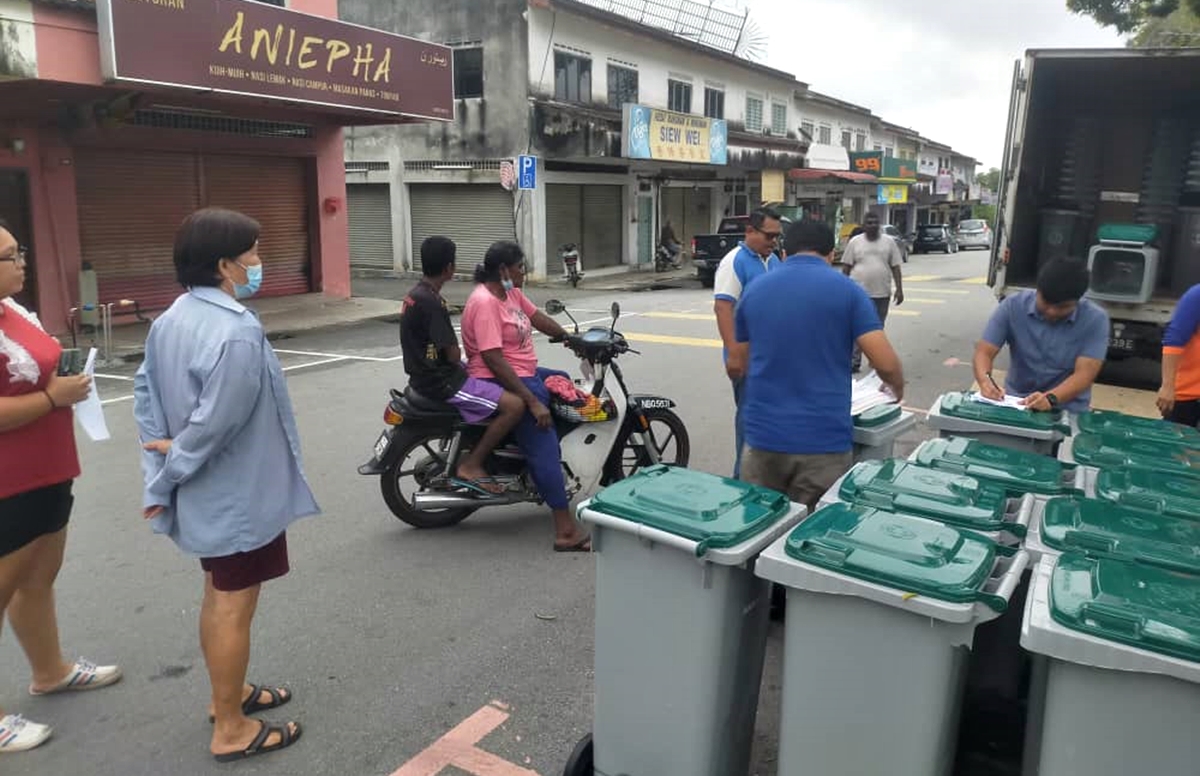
603;408;690;483
381;428;477;528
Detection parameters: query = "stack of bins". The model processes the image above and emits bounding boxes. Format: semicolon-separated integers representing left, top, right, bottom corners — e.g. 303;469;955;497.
909;436;1091;502
754;502;1030;776
926;392;1069;455
573;465;807;776
817;458;1037;546
851;404;917;463
1024;494;1200;565
1059;431;1200;479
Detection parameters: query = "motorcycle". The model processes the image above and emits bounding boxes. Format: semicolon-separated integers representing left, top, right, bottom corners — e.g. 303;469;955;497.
654;242;682;272
358;300;690;529
559;243;583;287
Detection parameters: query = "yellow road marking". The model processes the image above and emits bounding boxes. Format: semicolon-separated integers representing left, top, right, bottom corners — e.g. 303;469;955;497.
642;312;715;321
625;332;724;348
899;287;970;296
890;310;921;317
957;276;989;285
905;298;946;305
903;275;944;282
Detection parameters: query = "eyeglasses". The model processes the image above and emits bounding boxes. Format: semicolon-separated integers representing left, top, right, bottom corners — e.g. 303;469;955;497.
0;247;27;266
753;227;783;241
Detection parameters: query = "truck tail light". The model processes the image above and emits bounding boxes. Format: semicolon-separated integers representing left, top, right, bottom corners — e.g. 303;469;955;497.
1003;248;1011;265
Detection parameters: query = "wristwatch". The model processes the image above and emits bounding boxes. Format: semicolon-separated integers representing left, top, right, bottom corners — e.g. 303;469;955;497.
1046;393;1060;409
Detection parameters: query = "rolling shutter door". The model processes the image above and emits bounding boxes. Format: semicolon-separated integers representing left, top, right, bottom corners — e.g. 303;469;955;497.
545;184;582;269
347;184;394;269
409;184;515;270
203;155;310;297
581;184;623;268
75;151;201;311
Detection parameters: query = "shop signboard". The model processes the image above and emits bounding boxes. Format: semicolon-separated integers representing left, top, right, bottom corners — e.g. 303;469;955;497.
877;185;909;205
623;104;728;165
96;0;455;119
849;151;883;177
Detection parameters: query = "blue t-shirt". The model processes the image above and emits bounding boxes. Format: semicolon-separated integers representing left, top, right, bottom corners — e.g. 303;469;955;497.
980;289;1110;414
736;254;883;455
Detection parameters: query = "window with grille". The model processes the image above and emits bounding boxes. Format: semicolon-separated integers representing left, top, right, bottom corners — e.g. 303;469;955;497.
770;103;787;135
841;130;852;149
801;121;814;139
885;146;894;157
554;51;591;103
454;48;483;99
745;96;763;132
607;65;638;108
704;88;724;119
668;79;693;113
818;125;831;144
855;133;867;151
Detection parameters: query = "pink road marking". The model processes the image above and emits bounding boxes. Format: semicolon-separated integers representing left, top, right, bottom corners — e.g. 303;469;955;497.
389;701;540;776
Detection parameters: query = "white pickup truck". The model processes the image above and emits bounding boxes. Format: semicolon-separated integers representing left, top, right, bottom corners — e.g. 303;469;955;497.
989;47;1200;363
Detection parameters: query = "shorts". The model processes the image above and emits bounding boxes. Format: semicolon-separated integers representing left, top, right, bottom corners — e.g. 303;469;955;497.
740;447;854;513
447;377;505;424
200;532;290;592
0;480;73;557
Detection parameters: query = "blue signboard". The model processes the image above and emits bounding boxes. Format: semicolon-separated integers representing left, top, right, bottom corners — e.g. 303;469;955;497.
517;155;537;190
622;104;727;166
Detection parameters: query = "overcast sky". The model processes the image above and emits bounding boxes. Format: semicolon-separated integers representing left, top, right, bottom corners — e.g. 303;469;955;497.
749;0;1125;168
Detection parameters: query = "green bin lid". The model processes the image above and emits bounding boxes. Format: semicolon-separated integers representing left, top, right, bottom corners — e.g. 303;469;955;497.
1040;497;1200;573
588;465;791;551
854;404;902;428
938;391;1064;432
1049;552;1200;662
1075;410;1200;445
1070;433;1200;478
838;460;1015;534
1096;222;1159;244
912;437;1074;496
1093;468;1200;520
784;502;1003;607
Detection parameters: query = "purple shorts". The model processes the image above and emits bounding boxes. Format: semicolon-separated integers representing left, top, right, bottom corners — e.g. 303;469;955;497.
448;377;505;424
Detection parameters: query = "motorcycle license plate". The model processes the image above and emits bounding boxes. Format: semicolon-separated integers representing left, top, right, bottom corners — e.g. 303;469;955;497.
374;430;392;460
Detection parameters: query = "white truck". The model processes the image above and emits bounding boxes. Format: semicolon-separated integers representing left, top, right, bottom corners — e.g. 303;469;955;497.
990;47;1200;363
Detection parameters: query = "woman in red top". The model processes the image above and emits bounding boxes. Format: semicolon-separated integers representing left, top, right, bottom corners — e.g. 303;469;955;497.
0;223;121;753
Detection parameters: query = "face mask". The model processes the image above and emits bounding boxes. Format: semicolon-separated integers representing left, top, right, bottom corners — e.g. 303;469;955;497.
235;263;263;299
501;278;515;292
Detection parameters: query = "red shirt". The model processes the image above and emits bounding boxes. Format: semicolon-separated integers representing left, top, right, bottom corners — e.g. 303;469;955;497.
0;301;80;500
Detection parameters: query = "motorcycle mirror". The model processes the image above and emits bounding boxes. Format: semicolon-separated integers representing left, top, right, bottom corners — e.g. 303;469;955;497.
545;299;565;315
611;302;620;321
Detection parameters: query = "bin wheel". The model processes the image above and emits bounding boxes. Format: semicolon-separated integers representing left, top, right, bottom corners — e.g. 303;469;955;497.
563;733;593;776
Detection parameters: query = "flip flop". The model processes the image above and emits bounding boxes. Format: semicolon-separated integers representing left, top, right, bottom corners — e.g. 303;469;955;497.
212;720;302;763
208;684;291;723
449;477;505;496
554;536;592;553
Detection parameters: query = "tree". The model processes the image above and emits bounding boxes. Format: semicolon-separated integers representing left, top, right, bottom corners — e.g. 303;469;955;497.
976;168;1001;192
1067;0;1200;33
1130;3;1200;45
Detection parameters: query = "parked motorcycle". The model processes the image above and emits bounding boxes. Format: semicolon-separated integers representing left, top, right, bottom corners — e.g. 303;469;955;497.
358;300;690;529
559;243;583;287
654;242;682;272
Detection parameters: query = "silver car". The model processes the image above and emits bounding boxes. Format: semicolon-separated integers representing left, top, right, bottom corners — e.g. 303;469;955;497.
957;219;992;250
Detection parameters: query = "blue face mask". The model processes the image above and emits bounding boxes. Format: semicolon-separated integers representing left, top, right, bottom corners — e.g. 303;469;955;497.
501;278;515;292
235;264;263;299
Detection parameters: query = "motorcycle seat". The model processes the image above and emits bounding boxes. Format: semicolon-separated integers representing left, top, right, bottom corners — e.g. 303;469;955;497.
398;387;461;419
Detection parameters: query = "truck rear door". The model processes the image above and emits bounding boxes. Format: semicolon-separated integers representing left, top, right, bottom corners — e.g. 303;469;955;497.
989;55;1034;291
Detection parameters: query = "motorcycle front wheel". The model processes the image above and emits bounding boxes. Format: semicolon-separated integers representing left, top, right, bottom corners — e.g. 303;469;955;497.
603;408;691;483
381;428;476;528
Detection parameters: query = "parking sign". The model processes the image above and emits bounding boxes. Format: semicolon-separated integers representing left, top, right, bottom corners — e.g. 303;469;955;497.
517;155;537;190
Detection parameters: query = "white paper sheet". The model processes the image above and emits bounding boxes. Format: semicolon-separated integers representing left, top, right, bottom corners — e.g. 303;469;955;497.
851;371;899;416
968;392;1028;411
74;347;111;441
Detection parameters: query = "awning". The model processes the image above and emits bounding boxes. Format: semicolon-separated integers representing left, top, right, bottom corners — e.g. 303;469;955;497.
788;168;878;184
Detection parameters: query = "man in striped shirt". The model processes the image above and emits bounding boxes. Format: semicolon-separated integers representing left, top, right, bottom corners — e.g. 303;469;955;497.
1158;283;1200;427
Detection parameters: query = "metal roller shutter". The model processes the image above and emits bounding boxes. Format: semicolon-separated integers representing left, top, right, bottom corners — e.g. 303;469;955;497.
545;184;582;271
76;151;201;311
409;184;515;270
581;184;623;268
203;155;311;298
347;184;394;269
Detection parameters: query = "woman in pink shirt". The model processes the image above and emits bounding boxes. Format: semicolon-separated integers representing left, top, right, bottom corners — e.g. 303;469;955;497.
460;242;590;552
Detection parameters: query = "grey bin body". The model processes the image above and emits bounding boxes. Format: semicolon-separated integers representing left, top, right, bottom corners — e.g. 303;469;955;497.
926;396;1064;456
852;410;917;462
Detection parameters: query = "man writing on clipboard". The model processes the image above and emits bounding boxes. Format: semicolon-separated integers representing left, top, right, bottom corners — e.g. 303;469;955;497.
973;259;1109;413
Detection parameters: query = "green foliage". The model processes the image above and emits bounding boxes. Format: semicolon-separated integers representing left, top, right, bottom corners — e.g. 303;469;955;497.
1130;3;1200;45
1066;0;1200;33
973;203;998;225
976;168;1001;192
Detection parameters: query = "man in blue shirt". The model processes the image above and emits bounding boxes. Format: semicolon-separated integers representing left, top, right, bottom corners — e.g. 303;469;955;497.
713;207;782;478
736;219;905;510
974;259;1109;414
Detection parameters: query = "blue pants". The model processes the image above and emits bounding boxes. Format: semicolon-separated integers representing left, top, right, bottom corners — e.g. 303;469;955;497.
488;368;570;510
732;376;745;479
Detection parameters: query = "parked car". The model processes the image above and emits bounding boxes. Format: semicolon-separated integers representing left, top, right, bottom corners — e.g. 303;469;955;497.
691;215;790;287
912;223;958;255
956;219;992;251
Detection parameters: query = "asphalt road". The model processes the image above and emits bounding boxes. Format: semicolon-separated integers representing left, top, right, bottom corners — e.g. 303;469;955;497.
2;251;1008;776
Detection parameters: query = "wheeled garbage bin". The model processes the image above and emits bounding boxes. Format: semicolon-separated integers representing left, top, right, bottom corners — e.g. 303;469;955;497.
910;436;1089;500
1058;431;1200;478
1021;553;1200;776
1025;495;1200;564
570;464;806;776
1073;408;1200;445
927;392;1068;455
852;404;917;462
1090;466;1200;519
818;458;1035;545
755;502;1029;776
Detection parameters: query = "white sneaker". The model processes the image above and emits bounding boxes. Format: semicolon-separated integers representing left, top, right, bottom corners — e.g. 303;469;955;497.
29;658;123;696
0;714;52;753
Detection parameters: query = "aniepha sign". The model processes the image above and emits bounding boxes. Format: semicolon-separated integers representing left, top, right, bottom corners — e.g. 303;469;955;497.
622;104;728;165
95;0;454;119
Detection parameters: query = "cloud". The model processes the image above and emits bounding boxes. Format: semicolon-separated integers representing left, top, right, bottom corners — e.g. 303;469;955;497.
750;0;1125;167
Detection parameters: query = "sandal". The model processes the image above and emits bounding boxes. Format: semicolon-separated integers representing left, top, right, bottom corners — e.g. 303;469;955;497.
208;684;292;723
554;536;592;553
213;720;302;763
